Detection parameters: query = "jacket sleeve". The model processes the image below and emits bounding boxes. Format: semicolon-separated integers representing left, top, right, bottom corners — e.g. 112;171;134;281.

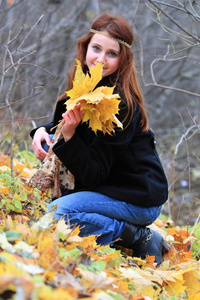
52;104;142;187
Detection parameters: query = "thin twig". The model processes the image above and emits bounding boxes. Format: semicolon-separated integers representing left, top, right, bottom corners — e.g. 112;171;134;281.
131;0;140;25
174;125;197;156
150;0;200;20
0;115;49;123
7;25;24;46
15;15;44;52
146;82;200;98
5;50;37;74
140;42;200;98
150;45;170;84
0;76;56;110
148;0;200;42
179;113;191;191
4;31;17;180
154;19;199;47
0;127;12;146
186;107;200;130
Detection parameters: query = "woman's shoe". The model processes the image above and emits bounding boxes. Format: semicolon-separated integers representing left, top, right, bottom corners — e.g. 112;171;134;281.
115;221;170;266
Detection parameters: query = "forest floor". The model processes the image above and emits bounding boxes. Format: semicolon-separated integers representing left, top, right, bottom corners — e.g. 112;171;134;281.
0;150;200;300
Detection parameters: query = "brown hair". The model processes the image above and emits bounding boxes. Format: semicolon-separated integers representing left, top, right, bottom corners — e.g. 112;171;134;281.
60;13;149;131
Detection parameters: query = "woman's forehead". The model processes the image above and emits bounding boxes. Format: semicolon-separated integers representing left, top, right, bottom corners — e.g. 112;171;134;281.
90;32;120;52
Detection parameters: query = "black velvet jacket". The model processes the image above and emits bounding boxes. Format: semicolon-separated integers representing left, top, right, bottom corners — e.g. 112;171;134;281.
30;76;168;207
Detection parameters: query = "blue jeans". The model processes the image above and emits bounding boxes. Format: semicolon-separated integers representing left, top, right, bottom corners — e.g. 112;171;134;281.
43;137;162;245
48;191;162;245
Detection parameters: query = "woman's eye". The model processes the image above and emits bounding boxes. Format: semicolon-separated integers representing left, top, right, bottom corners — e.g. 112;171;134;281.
108;51;117;57
93;45;100;52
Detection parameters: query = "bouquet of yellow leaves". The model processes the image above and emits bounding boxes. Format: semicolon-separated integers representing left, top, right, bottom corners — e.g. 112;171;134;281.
29;60;122;198
66;59;122;134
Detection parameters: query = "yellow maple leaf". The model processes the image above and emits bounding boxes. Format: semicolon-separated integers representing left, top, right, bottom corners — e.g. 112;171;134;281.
13;161;24;175
37;232;58;270
183;268;200;298
82;106;102;134
0;153;10;167
77;268;115;290
65;60;123;134
0;186;11;195
83;61;103;92
74;86;105;105
164;278;186;296
142;285;162;299
98;97;120;123
38;285;75;300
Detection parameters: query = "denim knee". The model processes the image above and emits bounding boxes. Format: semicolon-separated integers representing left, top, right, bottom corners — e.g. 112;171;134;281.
147;205;162;225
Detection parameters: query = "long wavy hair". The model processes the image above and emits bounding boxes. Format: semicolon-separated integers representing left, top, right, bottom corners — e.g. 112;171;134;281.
59;13;149;131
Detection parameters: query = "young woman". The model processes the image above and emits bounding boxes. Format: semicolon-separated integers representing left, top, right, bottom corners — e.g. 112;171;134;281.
31;13;169;265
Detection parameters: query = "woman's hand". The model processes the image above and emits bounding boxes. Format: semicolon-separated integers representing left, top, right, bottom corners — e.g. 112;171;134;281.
61;104;84;141
32;127;51;161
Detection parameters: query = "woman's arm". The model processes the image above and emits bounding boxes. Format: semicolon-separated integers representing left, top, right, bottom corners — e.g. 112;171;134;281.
30;97;68;160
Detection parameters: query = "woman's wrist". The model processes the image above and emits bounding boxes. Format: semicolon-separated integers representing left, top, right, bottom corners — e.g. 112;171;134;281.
33;127;47;139
63;133;73;142
37;126;47;132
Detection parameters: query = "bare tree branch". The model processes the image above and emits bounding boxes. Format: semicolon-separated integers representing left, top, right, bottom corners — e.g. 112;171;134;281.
14;15;44;52
140;42;200;98
174;124;198;156
148;0;200;42
0;115;49;123
3;31;16;179
0;11;54;180
150;0;200;20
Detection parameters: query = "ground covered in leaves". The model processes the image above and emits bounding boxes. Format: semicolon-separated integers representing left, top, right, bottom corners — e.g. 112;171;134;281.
0;151;200;300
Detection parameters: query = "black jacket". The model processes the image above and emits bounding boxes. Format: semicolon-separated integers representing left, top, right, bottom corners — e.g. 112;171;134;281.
30;76;168;207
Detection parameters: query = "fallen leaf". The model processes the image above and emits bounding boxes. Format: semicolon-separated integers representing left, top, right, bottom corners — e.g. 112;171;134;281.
31;212;54;231
0;233;15;253
77;268;115;291
0;186;11;195
0;274;34;298
14;241;34;253
37;233;58;269
55;218;71;237
16;261;44;275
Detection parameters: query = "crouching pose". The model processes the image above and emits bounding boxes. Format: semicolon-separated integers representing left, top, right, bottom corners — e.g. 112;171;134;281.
31;13;170;265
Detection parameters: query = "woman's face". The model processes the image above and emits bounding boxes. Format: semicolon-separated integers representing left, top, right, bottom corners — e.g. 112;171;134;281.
85;32;120;77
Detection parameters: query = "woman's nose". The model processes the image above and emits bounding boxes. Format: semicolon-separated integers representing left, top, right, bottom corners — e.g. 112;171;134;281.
97;53;106;64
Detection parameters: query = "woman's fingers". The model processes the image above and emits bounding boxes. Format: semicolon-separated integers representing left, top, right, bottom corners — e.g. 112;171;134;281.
72;104;84;121
44;133;52;147
32;140;47;161
63;105;83;124
61;105;84;141
32;128;51;161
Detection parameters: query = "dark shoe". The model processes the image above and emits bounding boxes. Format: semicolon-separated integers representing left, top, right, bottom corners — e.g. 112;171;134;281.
115;222;170;266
